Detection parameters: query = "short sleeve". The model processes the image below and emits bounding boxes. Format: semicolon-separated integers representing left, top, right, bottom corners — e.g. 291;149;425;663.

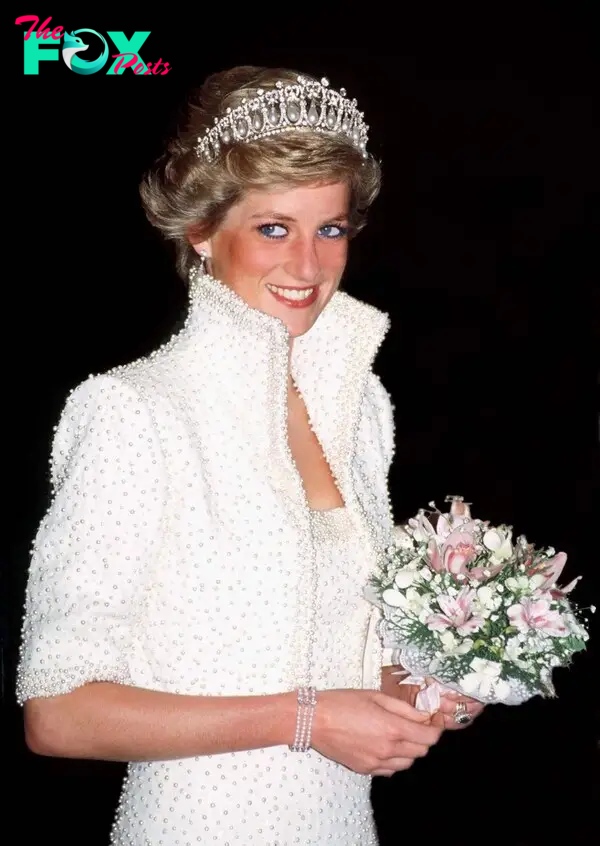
367;372;396;475
16;374;166;704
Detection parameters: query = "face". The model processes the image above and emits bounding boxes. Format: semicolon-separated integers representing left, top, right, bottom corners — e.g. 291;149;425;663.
192;182;350;338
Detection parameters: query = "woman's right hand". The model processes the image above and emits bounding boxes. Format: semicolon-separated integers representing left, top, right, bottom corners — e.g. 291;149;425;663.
310;689;444;776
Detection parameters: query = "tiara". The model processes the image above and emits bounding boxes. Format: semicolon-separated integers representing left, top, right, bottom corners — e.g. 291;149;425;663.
195;75;369;162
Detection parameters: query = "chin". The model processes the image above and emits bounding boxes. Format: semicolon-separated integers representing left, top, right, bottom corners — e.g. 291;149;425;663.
260;283;335;336
285;320;316;339
267;307;314;337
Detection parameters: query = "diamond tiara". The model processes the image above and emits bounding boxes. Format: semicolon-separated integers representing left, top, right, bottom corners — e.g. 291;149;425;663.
195;75;369;162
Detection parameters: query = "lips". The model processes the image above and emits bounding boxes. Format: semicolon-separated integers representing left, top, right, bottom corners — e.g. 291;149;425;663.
266;285;319;308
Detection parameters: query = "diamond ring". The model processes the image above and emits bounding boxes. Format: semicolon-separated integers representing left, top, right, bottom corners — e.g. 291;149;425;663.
454;702;472;725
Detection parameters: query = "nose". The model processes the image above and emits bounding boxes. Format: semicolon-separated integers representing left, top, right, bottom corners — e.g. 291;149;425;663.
284;235;321;284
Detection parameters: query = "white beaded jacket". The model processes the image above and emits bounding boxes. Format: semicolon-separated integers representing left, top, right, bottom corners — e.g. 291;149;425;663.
16;272;396;704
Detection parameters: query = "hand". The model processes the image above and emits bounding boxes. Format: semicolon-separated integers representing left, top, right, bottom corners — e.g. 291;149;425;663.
437;689;485;730
381;665;484;730
311;688;444;778
380;664;421;706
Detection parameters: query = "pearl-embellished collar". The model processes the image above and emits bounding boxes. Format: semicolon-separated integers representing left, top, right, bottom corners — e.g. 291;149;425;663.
186;270;390;381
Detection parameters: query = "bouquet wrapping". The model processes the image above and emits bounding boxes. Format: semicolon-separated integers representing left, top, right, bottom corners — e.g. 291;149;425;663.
367;497;592;711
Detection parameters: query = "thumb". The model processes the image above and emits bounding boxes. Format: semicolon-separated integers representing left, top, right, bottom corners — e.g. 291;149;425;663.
377;692;434;721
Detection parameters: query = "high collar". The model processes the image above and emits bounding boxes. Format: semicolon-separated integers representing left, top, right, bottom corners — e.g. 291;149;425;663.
184;270;390;387
180;271;390;538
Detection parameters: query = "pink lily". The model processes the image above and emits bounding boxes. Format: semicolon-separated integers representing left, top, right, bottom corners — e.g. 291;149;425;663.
429;529;478;578
525;551;581;598
549;577;582;600
507;596;568;637
526;552;571;588
426;587;484;635
436;513;478;540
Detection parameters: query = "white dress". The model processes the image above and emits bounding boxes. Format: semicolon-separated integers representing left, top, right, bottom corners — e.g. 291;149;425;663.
110;506;379;845
17;271;396;845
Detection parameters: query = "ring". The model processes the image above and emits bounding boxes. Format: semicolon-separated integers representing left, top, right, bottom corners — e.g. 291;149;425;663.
454;702;472;725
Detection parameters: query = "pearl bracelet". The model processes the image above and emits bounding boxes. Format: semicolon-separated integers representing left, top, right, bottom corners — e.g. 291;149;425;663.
289;686;317;752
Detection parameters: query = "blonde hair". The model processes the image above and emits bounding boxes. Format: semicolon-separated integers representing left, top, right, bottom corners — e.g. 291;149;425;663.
139;66;382;281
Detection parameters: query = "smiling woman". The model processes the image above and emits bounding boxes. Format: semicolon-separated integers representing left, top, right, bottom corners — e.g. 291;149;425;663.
188;181;352;336
139;66;381;282
15;65;448;846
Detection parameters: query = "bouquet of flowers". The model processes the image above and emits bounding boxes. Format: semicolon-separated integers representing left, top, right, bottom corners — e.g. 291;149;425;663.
368;496;592;709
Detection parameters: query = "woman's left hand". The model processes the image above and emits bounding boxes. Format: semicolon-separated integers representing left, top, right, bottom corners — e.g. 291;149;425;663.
381;666;485;730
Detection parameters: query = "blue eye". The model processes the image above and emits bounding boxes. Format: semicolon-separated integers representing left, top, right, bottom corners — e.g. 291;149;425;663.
257;222;348;239
257;223;288;239
319;224;348;239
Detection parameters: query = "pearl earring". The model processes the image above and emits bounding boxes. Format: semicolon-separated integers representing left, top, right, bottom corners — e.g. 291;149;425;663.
198;249;209;276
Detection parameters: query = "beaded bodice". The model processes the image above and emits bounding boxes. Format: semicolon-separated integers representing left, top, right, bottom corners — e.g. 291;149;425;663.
308;507;376;690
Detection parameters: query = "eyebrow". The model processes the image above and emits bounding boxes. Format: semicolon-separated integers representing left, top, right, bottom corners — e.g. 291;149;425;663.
248;211;349;222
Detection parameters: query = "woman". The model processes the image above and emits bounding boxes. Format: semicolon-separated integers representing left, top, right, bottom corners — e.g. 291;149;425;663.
17;66;482;844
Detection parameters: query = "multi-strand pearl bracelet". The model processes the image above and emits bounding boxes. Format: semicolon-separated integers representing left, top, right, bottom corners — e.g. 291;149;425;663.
289;686;317;752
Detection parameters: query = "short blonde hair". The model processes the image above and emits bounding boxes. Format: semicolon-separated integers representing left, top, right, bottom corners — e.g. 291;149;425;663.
140;66;382;282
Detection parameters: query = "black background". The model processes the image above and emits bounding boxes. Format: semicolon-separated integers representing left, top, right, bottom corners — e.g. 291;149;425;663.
4;10;599;845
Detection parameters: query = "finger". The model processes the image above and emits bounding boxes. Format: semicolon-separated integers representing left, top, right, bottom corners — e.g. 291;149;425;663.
443;713;475;730
377;757;417;772
429;711;446;730
438;699;466;715
438;698;483;717
391;740;430;759
375;693;434;722
395;717;444;746
439;703;483;730
441;692;481;706
376;695;445;744
444;718;467;731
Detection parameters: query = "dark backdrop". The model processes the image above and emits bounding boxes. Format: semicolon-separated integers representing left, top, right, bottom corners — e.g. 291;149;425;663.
4;12;599;845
